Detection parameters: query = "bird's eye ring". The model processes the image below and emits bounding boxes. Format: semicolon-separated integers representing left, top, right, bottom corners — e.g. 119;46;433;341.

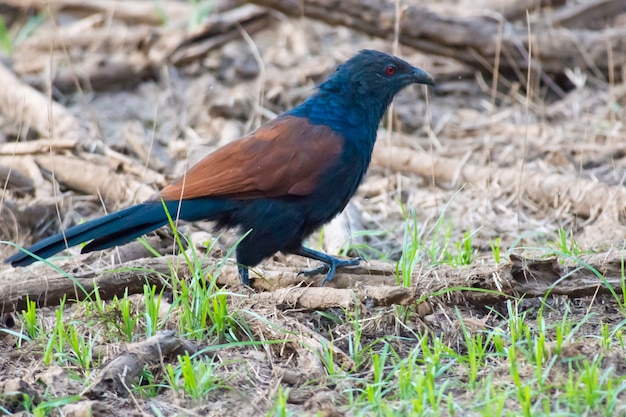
385;65;397;76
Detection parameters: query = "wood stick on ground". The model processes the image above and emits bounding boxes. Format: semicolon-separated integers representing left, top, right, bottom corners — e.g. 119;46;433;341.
249;0;626;82
34;55;155;95
2;250;626;313
0;165;34;194
12;19;156;93
549;0;626;29
97;146;168;189
14;5;270;93
0;155;54;198
250;285;420;311
34;154;157;205
0;61;83;140
371;143;626;220
4;0;191;26
84;330;198;398
166;4;271;66
501;0;567;22
20;26;154;53
0;138;78;155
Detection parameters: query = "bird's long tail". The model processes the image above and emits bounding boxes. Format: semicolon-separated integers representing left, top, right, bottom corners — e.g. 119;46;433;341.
5;199;232;267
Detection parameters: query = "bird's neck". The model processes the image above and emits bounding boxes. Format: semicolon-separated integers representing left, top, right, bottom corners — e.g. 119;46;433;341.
287;89;390;150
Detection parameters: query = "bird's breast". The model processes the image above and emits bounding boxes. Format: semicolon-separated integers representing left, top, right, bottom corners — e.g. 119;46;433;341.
302;137;372;221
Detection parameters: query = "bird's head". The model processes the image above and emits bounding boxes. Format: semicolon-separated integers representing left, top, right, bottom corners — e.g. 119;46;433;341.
315;50;435;126
337;49;434;92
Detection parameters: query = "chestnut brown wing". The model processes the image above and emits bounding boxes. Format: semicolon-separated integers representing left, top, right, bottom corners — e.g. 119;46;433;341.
159;116;344;201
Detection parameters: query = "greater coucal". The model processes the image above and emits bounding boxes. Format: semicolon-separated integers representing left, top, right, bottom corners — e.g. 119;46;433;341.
5;50;435;285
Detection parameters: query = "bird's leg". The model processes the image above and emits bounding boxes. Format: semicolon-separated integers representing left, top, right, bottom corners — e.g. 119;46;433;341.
291;247;360;286
238;265;250;286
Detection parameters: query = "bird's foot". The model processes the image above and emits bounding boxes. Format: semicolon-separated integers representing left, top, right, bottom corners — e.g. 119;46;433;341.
238;265;251;286
291;247;361;286
299;257;361;286
299;264;329;277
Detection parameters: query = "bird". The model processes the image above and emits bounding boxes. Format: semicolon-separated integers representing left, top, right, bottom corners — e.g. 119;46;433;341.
5;49;435;286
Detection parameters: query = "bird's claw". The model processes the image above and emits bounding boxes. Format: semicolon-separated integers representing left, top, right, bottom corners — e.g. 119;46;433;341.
299;257;361;286
298;264;329;277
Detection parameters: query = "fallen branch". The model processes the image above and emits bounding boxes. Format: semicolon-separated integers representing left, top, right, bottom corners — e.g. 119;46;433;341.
13;16;156;93
0;138;78;155
0;61;84;140
0;165;34;194
4;0;191;25
1;250;626;313
371;143;626;220
97;147;168;189
250;285;420;310
28;55;155;94
84;330;198;398
550;0;626;29
249;0;626;82
166;4;271;66
20;25;154;53
34;154;157;205
501;0;566;22
0;155;53;198
13;4;270;93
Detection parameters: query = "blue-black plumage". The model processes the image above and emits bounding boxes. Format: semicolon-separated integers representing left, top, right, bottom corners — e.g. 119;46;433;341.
5;50;435;286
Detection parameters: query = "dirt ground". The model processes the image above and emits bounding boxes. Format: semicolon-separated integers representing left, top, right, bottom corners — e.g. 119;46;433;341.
0;0;626;415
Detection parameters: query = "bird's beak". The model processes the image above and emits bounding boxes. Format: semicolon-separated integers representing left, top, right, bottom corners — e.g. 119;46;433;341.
411;66;436;87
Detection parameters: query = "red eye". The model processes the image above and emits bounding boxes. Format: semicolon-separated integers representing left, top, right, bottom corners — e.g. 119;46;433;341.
385;65;397;75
